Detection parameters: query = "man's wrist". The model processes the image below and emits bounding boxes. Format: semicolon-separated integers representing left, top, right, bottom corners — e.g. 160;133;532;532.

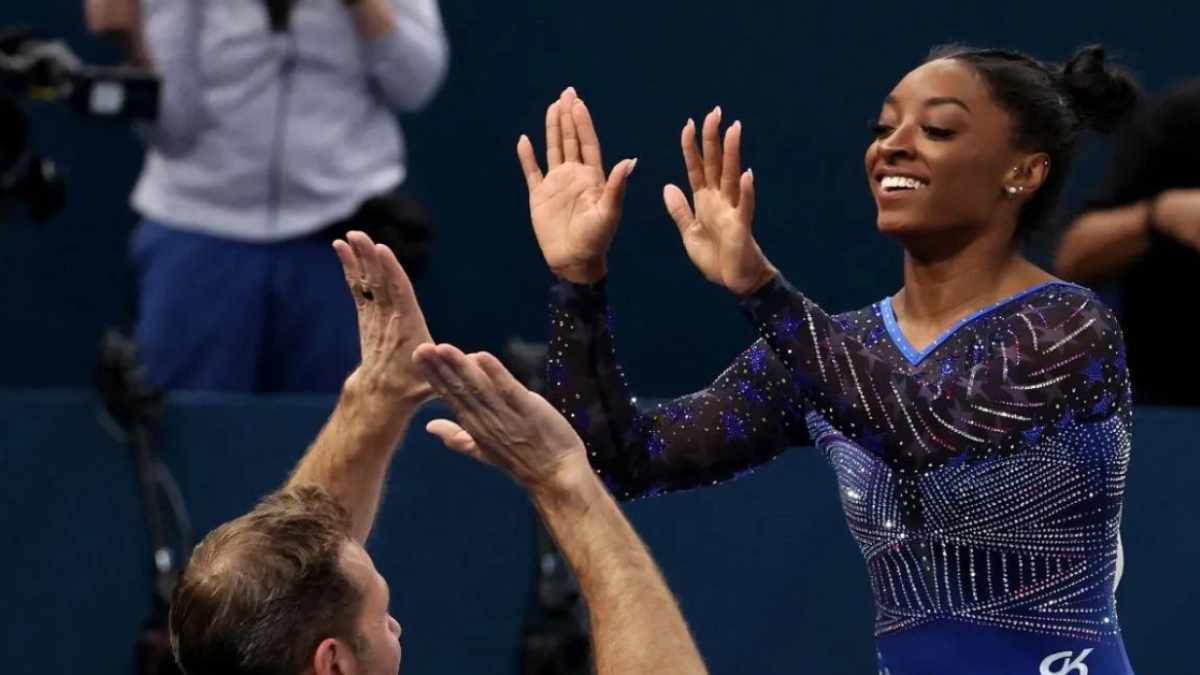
342;370;429;417
528;455;603;511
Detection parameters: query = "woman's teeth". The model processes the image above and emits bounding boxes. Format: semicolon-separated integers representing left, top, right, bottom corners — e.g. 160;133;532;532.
881;176;928;191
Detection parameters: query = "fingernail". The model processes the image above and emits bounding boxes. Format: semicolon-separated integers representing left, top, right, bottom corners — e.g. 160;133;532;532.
735;120;742;130
748;168;754;180
715;106;723;119
566;86;577;96
627;158;639;176
574;98;584;106
687;118;695;129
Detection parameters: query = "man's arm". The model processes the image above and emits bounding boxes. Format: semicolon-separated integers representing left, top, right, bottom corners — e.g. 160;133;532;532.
531;463;709;675
285;231;433;544
415;344;709;675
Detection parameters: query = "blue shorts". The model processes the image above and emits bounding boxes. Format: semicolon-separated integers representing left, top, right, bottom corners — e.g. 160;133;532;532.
877;621;1134;675
132;220;359;393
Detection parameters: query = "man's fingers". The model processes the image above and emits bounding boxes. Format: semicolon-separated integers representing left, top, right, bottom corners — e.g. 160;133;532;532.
348;231;391;307
414;345;469;408
436;344;503;409
333;240;368;309
426;419;485;460
473;351;538;414
375;243;419;316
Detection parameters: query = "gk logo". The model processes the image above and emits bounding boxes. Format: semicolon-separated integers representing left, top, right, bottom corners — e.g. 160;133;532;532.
1040;649;1094;675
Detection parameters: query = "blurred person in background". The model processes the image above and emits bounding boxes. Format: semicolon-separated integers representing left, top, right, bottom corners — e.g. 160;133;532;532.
169;231;709;675
85;0;448;393
1057;80;1200;405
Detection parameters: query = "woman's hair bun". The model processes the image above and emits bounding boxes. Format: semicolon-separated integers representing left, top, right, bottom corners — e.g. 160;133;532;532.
1058;45;1141;134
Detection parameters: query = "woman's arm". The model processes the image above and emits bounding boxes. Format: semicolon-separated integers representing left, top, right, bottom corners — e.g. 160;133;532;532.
741;275;1127;466
547;278;808;500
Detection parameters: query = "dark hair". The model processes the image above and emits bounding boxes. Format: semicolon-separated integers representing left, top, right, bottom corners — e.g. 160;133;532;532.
169;486;364;675
926;44;1140;235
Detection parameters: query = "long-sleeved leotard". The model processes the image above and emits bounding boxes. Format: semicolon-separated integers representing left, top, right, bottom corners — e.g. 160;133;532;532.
546;280;810;499
547;275;1134;675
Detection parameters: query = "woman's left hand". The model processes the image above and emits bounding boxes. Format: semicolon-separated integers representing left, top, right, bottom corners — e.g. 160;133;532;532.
664;108;777;297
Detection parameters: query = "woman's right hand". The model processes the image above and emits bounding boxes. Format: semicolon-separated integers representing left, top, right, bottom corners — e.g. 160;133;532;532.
517;87;637;284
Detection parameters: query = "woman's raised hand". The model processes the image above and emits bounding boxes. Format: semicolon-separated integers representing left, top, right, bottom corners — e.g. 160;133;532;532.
663;108;776;296
518;87;637;284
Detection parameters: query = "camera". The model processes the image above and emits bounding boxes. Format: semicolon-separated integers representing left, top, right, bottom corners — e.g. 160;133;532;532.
0;95;63;223
0;25;159;223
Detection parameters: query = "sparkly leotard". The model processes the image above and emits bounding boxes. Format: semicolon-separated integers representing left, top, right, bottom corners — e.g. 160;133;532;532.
547;275;1134;675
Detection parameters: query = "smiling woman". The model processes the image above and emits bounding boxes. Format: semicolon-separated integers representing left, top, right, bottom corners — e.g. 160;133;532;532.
518;44;1143;675
868;46;1138;249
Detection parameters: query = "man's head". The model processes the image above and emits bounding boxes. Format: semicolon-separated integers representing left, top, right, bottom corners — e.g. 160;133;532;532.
169;485;402;675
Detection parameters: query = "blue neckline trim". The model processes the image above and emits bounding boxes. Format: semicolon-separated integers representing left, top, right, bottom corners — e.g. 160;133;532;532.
878;281;1085;366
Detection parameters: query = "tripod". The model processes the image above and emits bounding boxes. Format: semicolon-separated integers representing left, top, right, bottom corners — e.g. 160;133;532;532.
503;337;592;675
96;330;192;675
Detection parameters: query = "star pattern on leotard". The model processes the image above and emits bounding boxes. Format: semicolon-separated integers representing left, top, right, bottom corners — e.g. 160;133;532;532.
547;278;1130;647
1082;357;1106;384
772;308;805;342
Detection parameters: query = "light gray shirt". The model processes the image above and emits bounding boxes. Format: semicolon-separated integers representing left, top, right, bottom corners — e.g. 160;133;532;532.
132;0;449;241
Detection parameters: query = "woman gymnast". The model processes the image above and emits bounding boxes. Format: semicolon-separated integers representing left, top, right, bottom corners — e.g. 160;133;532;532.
515;45;1140;674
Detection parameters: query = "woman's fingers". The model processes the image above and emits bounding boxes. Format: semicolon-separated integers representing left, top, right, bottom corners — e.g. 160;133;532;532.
701;107;723;188
721;121;743;204
573;99;604;171
517;134;545;193
663;184;696;236
545;101;563;169
681;119;705;194
559;88;581;164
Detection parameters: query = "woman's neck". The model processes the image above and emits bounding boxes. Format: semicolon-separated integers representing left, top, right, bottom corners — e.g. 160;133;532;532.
893;233;1055;347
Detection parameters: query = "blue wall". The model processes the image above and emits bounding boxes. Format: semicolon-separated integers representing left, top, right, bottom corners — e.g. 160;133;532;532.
1;394;1194;674
2;1;1200;394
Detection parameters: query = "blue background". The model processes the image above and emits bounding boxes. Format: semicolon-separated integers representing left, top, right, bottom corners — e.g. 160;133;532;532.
2;2;1197;673
2;0;1199;394
1;395;1193;674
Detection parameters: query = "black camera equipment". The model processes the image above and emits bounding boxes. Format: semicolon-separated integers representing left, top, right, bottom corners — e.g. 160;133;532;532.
96;330;190;675
0;26;159;223
0;26;159;120
503;337;592;675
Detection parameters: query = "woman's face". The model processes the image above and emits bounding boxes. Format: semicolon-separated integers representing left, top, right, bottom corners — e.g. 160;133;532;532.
865;58;1029;240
